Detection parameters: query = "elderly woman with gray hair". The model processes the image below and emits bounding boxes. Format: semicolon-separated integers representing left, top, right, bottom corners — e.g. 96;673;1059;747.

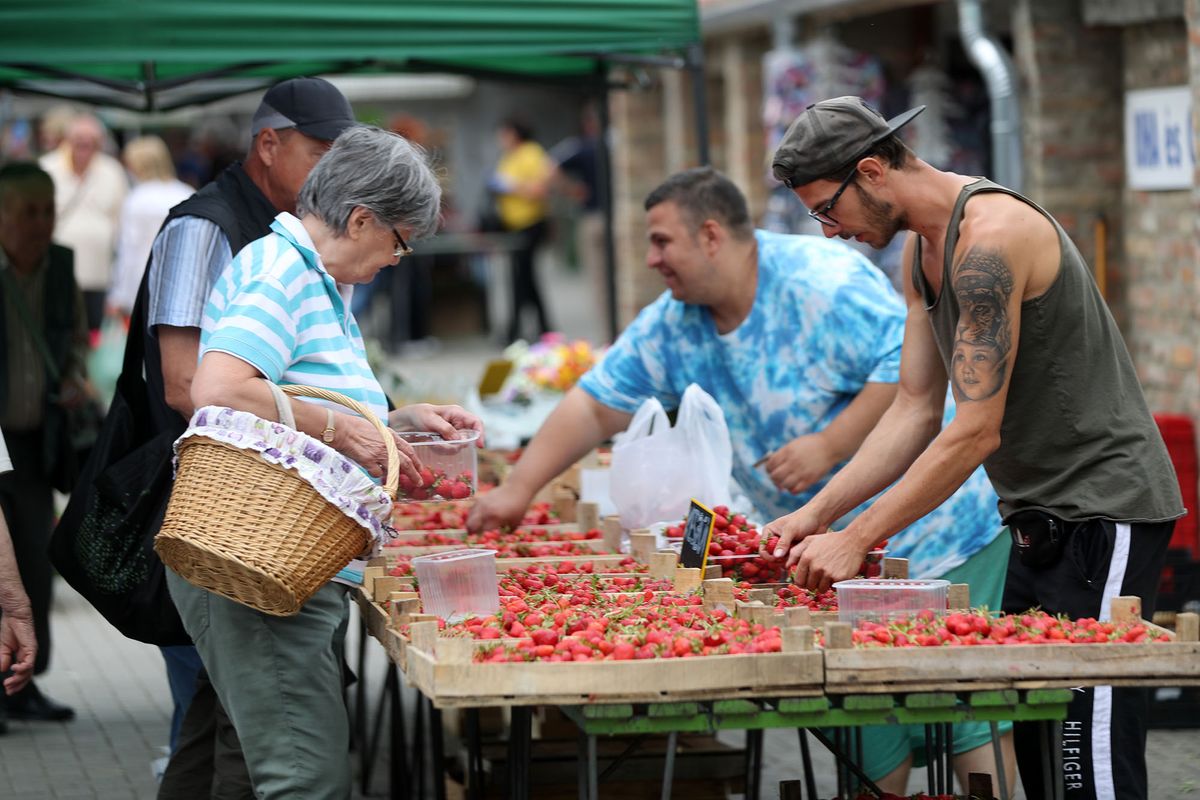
170;125;482;799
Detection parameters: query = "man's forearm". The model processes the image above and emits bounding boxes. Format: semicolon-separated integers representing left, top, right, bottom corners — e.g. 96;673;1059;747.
0;519;31;614
504;388;630;500
818;381;897;462
804;394;943;530
840;420;997;548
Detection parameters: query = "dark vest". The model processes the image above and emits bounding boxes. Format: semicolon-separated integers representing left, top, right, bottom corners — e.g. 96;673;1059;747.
0;244;78;424
912;178;1183;524
138;163;278;436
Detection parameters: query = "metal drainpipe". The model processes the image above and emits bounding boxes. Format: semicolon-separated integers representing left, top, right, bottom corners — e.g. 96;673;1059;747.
958;0;1023;191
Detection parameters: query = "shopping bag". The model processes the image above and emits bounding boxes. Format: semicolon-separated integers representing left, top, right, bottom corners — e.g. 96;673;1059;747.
48;277;191;646
609;384;733;530
88;315;127;406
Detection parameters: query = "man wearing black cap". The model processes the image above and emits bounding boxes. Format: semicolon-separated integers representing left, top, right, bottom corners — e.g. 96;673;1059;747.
765;96;1183;800
140;76;357;798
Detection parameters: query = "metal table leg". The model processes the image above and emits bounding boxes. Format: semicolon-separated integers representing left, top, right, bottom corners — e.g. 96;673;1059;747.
430;701;446;800
661;731;678;800
745;728;763;800
413;690;426;799
508;706;533;800
467;709;484;800
944;723;954;796
989;722;1008;800
389;666;408;800
797;730;818;800
587;732;599;800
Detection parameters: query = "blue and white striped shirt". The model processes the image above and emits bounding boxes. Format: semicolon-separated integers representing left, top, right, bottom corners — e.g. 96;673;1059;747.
201;213;388;422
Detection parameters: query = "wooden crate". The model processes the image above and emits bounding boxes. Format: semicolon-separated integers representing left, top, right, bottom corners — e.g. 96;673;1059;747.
822;599;1200;693
388;523;581;542
401;621;823;708
384;537;613;557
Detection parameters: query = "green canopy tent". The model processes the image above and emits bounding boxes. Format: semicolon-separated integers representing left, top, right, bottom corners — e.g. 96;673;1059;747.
0;0;708;338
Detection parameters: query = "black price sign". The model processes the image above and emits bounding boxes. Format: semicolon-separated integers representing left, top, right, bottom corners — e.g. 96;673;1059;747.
679;499;716;570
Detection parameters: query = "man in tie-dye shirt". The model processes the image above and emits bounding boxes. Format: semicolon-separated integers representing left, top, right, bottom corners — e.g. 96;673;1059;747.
470;167;1003;581
469;167;1013;786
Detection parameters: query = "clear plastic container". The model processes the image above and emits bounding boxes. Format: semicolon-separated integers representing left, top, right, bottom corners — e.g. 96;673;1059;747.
395;429;480;501
833;578;950;627
412;548;499;621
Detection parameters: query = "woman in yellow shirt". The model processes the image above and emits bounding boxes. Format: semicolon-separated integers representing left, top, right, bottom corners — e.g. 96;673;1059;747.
490;119;554;343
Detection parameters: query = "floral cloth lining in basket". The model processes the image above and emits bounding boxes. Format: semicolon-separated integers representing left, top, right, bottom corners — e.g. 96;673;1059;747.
176;406;396;547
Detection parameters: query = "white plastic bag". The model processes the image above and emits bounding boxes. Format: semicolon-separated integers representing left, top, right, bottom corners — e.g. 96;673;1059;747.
609;384;733;530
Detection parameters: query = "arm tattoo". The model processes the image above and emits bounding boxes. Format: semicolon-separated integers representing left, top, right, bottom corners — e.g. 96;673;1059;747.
950;247;1013;402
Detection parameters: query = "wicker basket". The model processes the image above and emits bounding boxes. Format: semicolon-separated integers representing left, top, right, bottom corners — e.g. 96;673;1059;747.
155;384;398;616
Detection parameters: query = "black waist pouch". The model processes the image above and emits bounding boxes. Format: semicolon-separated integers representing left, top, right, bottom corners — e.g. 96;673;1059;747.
1007;510;1080;570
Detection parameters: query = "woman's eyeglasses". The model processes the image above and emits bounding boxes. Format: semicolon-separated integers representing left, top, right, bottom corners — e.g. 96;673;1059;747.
391;228;413;259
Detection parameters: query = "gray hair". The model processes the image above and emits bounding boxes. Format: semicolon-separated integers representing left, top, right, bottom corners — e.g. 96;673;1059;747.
296;126;441;239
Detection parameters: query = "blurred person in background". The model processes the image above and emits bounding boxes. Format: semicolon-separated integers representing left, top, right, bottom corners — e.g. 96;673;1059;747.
549;102;606;317
36;104;77;157
489;118;554;343
40;112;127;334
107;136;193;318
0;162;88;725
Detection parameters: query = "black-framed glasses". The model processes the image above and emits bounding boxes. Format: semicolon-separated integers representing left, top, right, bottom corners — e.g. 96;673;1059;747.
808;170;857;227
391;227;413;259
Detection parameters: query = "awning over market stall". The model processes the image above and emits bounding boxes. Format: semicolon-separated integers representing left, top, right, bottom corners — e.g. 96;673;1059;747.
0;0;702;110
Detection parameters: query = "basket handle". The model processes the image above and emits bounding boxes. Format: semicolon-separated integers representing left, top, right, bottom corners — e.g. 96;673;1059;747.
264;381;296;428
278;384;400;500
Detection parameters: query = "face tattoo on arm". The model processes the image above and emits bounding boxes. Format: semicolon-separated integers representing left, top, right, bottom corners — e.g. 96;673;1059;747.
950;246;1014;402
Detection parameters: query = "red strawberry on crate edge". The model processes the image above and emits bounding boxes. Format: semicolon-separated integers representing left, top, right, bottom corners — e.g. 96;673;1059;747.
838;608;1170;648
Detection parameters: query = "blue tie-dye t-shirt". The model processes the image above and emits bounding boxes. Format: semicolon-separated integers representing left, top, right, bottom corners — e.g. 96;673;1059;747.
579;230;1001;578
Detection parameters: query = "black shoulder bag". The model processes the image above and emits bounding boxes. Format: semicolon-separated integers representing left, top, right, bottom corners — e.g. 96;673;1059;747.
48;276;191;645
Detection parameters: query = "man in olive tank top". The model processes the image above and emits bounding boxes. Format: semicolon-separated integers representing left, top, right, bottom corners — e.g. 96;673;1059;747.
766;97;1184;800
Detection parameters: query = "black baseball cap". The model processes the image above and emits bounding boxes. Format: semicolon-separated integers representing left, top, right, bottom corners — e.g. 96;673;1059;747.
772;96;925;188
250;77;357;142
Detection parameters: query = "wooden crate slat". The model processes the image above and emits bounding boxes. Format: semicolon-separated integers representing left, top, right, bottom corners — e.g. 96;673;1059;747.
824;639;1200;691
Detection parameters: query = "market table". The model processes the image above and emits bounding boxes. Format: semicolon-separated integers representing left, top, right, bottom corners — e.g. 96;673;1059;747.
352;542;1200;800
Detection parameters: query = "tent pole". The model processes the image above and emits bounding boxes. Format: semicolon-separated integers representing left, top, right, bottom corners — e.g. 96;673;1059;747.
595;63;618;342
686;43;710;166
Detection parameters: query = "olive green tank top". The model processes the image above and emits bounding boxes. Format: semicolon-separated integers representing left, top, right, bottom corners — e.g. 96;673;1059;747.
912;178;1184;523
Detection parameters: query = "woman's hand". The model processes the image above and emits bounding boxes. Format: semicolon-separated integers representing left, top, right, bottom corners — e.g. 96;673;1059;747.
389;404;485;446
335;413;423;486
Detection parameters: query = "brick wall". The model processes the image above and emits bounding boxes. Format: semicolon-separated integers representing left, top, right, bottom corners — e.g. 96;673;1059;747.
609;33;770;328
1013;0;1126;321
1120;19;1199;417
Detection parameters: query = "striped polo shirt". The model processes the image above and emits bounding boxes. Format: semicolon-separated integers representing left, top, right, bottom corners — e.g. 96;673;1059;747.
200;212;388;422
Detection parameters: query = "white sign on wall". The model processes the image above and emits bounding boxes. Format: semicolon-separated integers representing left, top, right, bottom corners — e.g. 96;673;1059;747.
1125;86;1195;190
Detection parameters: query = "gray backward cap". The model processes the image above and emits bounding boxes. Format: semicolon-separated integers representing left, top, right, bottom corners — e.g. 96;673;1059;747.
771;96;925;188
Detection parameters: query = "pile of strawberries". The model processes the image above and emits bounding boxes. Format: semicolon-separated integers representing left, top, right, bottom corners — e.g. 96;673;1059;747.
392;502;467;530
733;581;839;612
398;527;601;548
663;506;787;583
390;500;558;531
499;568;673;597
397;467;475;501
446;591;784;662
388;555;649;582
847;609;1170;648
